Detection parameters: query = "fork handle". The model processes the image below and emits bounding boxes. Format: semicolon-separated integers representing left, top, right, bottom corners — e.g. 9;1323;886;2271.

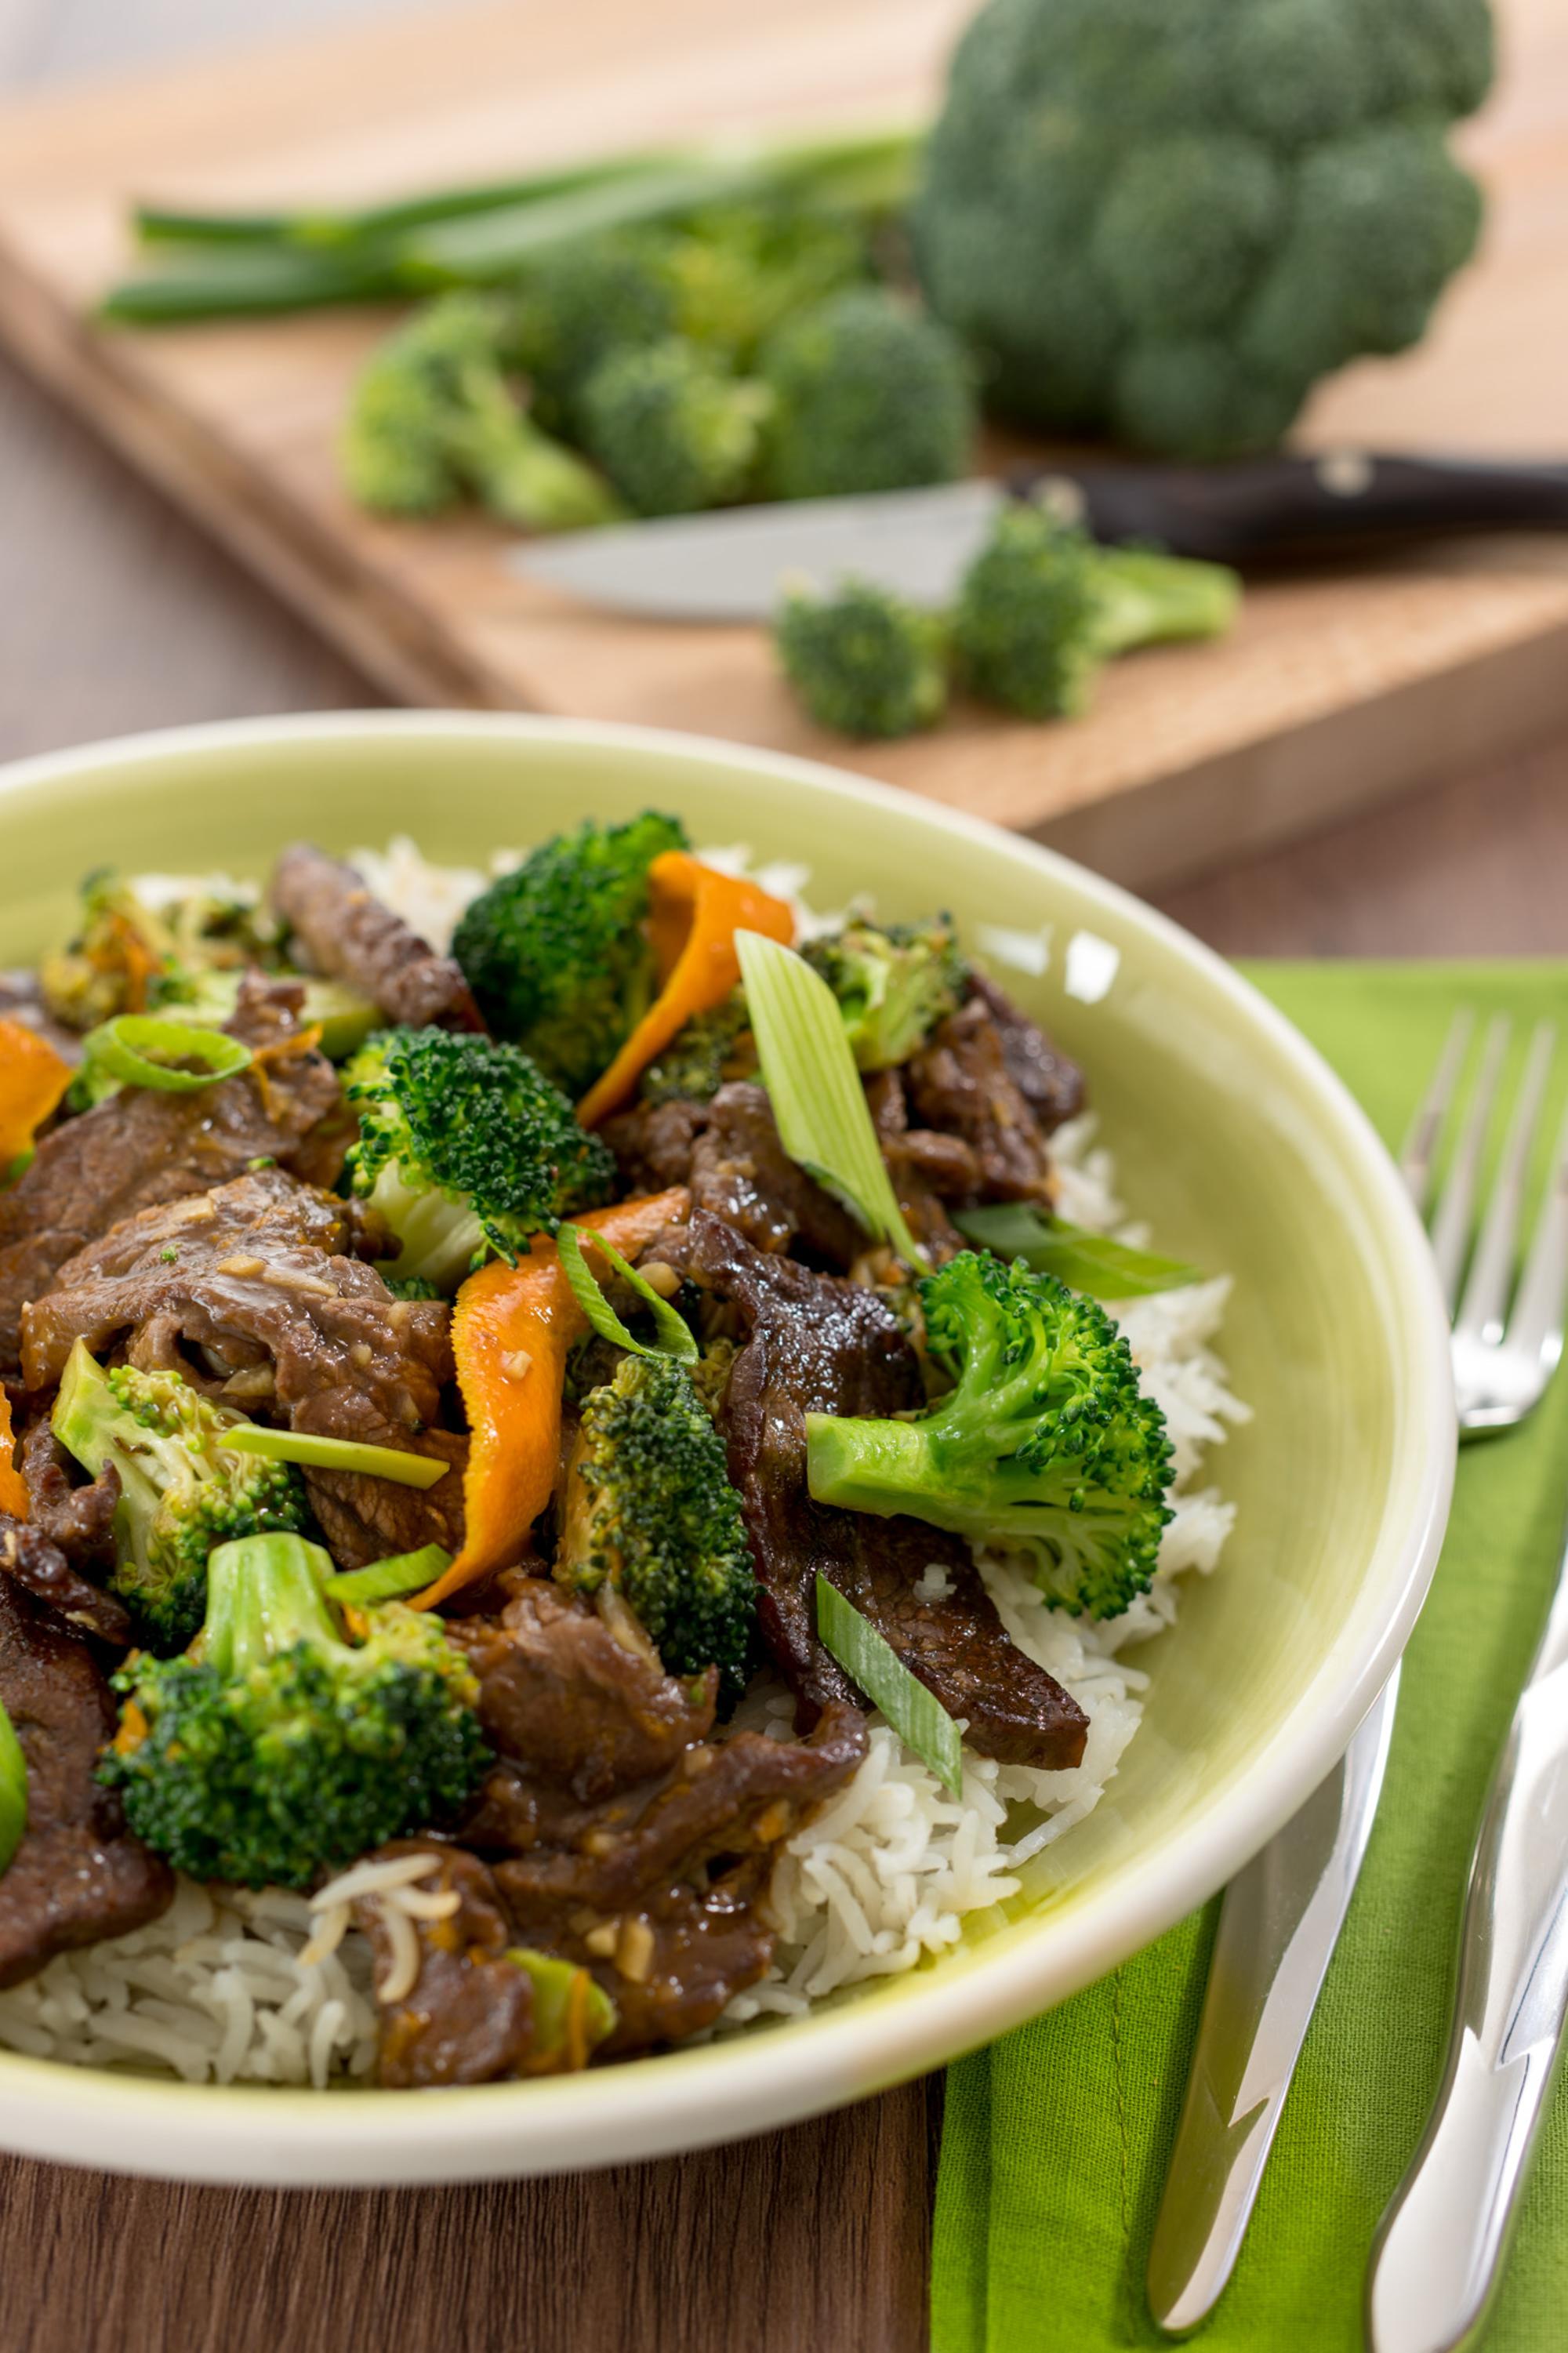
1367;1564;1568;2353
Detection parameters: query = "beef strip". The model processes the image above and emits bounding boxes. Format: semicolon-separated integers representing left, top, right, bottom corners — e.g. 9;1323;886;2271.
905;996;1058;1206
0;1574;172;1987
967;971;1084;1134
664;1211;1089;1771
0;1514;131;1647
354;1843;535;2089
270;843;482;1033
20;1167;464;1567
862;1069;968;1265
19;1417;120;1575
602;1082;864;1265
0;975;342;1368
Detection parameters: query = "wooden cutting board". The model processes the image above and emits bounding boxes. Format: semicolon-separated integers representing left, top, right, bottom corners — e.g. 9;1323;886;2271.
0;0;1564;891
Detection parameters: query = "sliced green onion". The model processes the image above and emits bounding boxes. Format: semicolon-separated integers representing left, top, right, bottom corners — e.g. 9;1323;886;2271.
952;1204;1203;1298
815;1573;962;1797
735;931;928;1271
225;1425;449;1489
80;1013;252;1095
322;1545;452;1608
506;1948;619;2071
557;1224;698;1363
0;1696;27;1876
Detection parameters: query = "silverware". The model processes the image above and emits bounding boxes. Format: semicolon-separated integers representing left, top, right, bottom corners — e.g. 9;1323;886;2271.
1148;1011;1568;2337
509;456;1568;622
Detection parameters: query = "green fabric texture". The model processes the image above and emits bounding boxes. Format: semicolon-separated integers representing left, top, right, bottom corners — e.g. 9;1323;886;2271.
931;961;1568;2353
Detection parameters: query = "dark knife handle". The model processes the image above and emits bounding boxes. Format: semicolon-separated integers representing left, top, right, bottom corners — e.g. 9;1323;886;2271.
1009;453;1568;564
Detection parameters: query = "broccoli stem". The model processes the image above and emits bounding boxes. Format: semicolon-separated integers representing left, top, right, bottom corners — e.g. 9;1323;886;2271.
804;1411;941;1520
368;1158;488;1291
1092;547;1241;657
201;1534;340;1679
52;1342;160;1536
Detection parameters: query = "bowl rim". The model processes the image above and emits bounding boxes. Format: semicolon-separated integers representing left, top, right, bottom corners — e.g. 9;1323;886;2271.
0;710;1456;2185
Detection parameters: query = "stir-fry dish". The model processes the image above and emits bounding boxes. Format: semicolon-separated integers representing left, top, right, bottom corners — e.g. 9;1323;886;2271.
0;824;1243;2089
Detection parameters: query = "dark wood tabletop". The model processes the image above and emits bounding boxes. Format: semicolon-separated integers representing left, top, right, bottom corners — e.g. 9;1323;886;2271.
2;7;1566;2351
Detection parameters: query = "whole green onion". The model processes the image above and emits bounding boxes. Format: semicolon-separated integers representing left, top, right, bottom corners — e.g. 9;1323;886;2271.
80;1013;252;1095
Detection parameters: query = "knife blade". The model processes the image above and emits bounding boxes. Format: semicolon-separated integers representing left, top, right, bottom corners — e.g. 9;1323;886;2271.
510;454;1568;622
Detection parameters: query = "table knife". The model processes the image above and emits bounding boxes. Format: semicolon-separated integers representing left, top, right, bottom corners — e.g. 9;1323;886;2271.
1145;1670;1399;2335
510;454;1568;621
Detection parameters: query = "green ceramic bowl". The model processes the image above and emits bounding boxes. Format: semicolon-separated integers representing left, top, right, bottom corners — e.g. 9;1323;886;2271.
0;715;1454;2185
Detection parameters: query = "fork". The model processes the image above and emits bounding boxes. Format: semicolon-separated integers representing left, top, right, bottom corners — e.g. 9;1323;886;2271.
1146;1010;1568;2338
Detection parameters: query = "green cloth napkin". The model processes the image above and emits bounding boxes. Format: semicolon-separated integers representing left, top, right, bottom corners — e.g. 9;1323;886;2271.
932;961;1568;2353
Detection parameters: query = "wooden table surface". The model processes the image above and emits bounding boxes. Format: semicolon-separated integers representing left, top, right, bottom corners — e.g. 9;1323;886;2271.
1;6;1566;2351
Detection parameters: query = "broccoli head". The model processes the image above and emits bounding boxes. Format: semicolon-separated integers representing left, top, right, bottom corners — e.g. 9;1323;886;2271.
655;202;873;365
451;810;688;1096
580;341;771;517
804;1251;1174;1618
953;502;1240;718
556;1353;757;1706
344;1026;615;1290
758;289;976;501
341;292;622;529
100;1532;489;1889
507;240;679;434
804;916;967;1071
52;1345;309;1650
638;986;753;1105
775;579;949;740
914;0;1492;457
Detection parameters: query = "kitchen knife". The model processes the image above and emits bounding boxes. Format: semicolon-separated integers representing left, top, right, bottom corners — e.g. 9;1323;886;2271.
510;454;1568;622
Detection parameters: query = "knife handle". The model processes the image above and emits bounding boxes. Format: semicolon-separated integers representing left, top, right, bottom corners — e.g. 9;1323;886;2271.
1367;1568;1568;2353
1145;1672;1399;2337
1010;454;1568;565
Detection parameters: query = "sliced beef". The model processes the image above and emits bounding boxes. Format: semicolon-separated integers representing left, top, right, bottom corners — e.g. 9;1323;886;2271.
0;1574;172;1987
666;1212;1089;1771
863;1069;968;1265
968;971;1084;1134
0;975;342;1367
354;1843;535;2090
20;1167;463;1567
602;1082;864;1265
271;843;482;1033
905;995;1057;1206
19;1418;120;1576
0;1514;131;1647
601;1097;707;1199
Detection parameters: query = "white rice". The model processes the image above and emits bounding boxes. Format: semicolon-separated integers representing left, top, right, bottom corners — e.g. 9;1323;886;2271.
0;845;1247;2079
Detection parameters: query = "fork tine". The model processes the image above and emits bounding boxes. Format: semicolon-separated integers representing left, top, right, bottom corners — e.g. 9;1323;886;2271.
1454;1022;1557;1345
1501;1096;1568;1382
1428;1017;1511;1313
1399;1008;1475;1211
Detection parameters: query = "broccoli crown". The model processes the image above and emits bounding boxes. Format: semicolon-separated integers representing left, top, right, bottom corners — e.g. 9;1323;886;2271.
53;1348;308;1652
654;202;873;365
775;579;949;740
758;289;976;502
804;916;967;1071
557;1353;757;1706
580;341;771;518
341;292;622;529
100;1533;489;1890
508;241;679;434
952;503;1240;718
804;1251;1174;1618
343;1026;615;1287
914;0;1492;458
451;810;688;1096
638;986;753;1105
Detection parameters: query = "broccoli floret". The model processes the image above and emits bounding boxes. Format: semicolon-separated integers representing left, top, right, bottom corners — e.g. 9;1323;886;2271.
452;811;688;1096
953;503;1240;718
913;0;1492;457
638;986;753;1105
775;579;949;740
758;289;975;501
556;1353;756;1706
99;1532;488;1889
804;1251;1173;1618
341;293;622;529
343;1026;615;1290
52;1345;309;1651
654;202;873;365
508;241;679;434
804;916;967;1071
579;341;771;517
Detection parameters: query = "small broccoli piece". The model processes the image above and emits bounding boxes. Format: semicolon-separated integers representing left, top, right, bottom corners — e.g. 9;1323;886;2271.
639;986;753;1105
341;293;622;529
579;341;771;517
758;289;975;501
804;1251;1174;1618
343;1026;615;1290
52;1345;309;1651
508;241;679;434
952;503;1240;719
775;579;949;740
557;1353;756;1706
804;916;967;1071
655;202;873;365
452;811;688;1096
100;1532;488;1889
914;0;1493;458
